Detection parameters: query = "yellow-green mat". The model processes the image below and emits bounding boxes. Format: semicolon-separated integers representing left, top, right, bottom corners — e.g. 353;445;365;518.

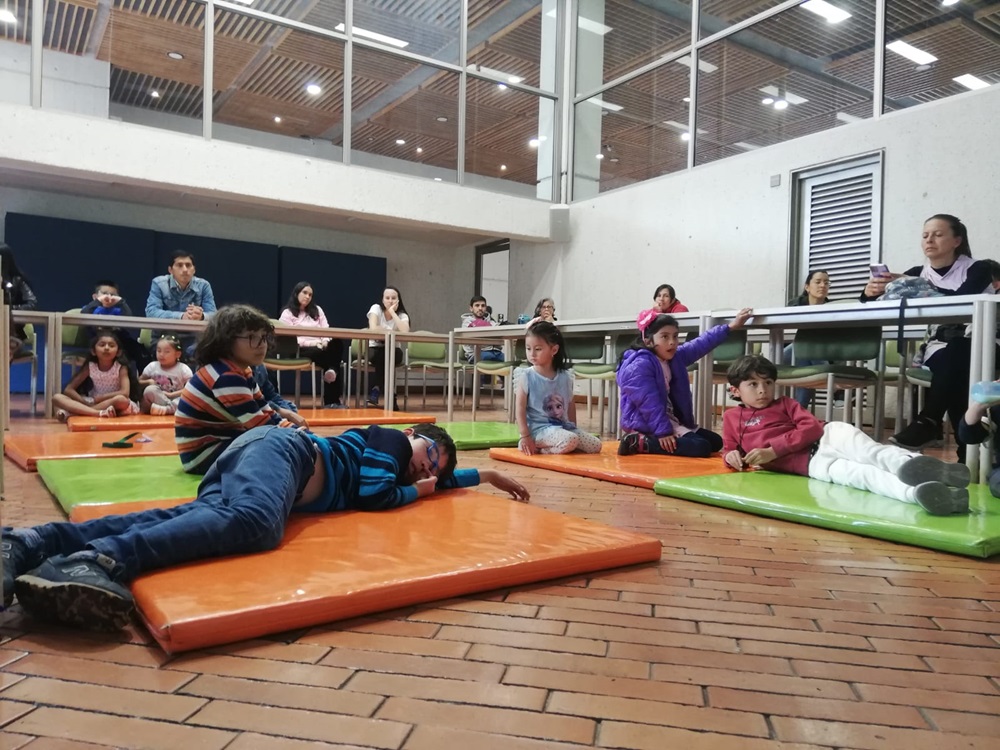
38;456;201;512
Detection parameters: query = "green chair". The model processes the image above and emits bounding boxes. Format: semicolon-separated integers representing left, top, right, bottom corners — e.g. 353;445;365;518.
471;339;525;420
566;334;611;434
344;338;376;408
263;320;315;408
403;336;469;410
776;327;882;426
9;322;38;417
686;329;747;428
62;307;91;371
572;334;631;436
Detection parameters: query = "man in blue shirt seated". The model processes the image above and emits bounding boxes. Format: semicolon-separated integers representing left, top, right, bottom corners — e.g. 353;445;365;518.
2;423;529;631
145;251;217;358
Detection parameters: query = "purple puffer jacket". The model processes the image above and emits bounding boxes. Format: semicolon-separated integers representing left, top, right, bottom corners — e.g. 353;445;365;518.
616;324;731;437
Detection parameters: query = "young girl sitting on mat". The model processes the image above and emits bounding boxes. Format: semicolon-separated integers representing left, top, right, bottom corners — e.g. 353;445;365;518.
139;335;193;416
616;307;753;457
722;354;969;515
516;321;602;455
53;329;141;421
176;304;295;474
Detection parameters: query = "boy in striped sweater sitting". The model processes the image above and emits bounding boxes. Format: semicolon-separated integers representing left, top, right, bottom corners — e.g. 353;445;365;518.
3;422;529;631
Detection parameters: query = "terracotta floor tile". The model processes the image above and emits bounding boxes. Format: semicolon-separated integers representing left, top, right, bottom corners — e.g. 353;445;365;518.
3;653;195;693
565;622;737;652
165;653;352;688
925;656;1000;677
505;592;653;616
431;597;540;619
434;624;607;655
8;738;110;750
738;640;929;670
925;708;1000;738
5;706;235;749
376;696;595;744
791;659;998;693
854;682;1000;714
502;664;703;705
2;634;169;668
179;674;383;716
596;720;825;750
621;591;771;614
225;733;372;749
402;724;594;750
651;604;819;630
187;700;409;748
298;629;469;658
649;663;854;700
3;676;206;721
344;670;546;710
699;621;872;649
466;643;650;679
609;641;794;675
407;607;566;635
822;620;998;647
537;605;697;633
205;638;332;663
318;647;504;683
772;715;1000;749
0;700;35;728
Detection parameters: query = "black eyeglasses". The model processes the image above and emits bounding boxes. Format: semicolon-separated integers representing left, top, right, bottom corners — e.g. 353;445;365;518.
414;433;440;475
235;332;275;348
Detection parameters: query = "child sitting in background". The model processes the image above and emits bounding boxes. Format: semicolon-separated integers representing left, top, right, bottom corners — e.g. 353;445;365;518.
516;321;602;455
722;354;970;515
617;307;753;457
81;280;144;366
139;335;193;415
176;305;294;474
959;380;1000;498
52;329;141;421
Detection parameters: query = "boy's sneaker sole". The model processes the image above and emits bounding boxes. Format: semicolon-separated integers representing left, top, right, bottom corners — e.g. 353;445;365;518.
912;483;969;516
14;572;134;632
898;456;971;489
618;433;641;456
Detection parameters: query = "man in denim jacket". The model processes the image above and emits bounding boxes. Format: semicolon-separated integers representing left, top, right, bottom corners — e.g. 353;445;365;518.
145;250;217;358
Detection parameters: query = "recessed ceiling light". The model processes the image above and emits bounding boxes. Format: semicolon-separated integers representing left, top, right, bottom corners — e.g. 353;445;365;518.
149;90;160;98
676;55;718;74
609;157;620;163
334;23;408;48
529;138;540;148
415;147;423;154
942;0;959;5
274;116;282;123
680;132;691;142
497;83;508;90
595;153;605;160
760;85;808;105
801;0;851;24
433;177;443;182
500;165;507;171
682;97;691;103
167;51;184;60
886;40;937;66
395;138;406;145
773;99;789;110
306;83;322;95
762;97;774;105
954;73;990;90
435;116;449;122
0;9;18;23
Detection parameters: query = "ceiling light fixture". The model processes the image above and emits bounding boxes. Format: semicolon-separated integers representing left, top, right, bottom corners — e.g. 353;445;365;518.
545;9;612;36
0;9;17;23
500;165;507;171
416;147;423;153
395;138;406;145
274;116;282;123
941;0;959;5
529;138;540;148
773;99;789;110
306;83;322;95
333;23;408;48
595;153;605;160
433;177;443;182
761;97;774;105
167;51;184;60
682;96;691;103
801;0;852;23
759;85;808;105
953;73;990;90
435;116;449;122
886;40;937;66
609;157;620;163
497;83;508;90
150;90;161;98
676;55;718;74
680;132;691;142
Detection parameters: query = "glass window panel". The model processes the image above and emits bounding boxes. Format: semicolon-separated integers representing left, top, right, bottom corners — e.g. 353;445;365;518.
466;76;551;198
884;1;999;112
273;0;344;31
699;0;789;39
573;64;689;197
0;0;32;106
351;46;457;181
468;0;546;92
347;0;460;65
695;3;874;167
213;17;345;162
578;0;691;90
100;0;204;131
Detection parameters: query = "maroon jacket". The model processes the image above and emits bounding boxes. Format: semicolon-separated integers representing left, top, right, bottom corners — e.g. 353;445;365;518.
721;396;825;476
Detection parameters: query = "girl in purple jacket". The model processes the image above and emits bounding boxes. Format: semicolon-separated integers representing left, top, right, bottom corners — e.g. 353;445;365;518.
616;307;753;457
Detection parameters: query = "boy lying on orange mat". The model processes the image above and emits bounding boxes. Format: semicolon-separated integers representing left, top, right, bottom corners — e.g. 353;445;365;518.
1;423;530;632
722;355;970;516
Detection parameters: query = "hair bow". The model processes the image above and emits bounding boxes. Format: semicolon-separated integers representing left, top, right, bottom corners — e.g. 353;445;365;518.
636;309;658;336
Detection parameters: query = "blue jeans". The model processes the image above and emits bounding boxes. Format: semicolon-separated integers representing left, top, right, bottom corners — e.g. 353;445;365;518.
12;427;316;583
782;344;823;408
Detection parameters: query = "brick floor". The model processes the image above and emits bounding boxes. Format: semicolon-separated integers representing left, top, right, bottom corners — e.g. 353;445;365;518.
1;395;999;748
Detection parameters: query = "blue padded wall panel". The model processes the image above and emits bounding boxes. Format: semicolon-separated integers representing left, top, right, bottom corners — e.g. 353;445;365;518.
154;233;280;316
279;246;386;328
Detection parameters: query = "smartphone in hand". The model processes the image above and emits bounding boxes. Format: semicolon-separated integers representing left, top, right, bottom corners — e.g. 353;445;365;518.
870;263;890;277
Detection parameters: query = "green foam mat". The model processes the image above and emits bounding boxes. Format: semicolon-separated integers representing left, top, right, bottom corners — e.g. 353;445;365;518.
654;472;1000;558
38;456;202;512
387;421;522;449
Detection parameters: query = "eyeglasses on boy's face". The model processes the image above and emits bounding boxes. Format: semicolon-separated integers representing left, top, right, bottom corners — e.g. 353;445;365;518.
414;433;440;475
235;332;275;349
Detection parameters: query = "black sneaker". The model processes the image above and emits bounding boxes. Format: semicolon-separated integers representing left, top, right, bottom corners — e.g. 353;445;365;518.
898;456;970;489
14;552;134;631
1;531;37;608
618;433;641;456
889;418;943;451
912;483;969;516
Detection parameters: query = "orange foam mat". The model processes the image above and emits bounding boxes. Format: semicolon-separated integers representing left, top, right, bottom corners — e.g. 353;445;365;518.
5;429;178;471
66;415;175;432
296;408;436;426
70;490;661;653
489;443;730;489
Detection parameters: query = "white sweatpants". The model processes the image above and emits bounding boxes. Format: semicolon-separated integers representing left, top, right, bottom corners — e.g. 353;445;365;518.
534;426;603;455
807;422;919;504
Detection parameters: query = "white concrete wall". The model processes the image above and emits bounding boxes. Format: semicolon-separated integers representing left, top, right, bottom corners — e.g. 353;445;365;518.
0;40;109;117
0;102;551;242
509;85;1000;321
0;187;477;334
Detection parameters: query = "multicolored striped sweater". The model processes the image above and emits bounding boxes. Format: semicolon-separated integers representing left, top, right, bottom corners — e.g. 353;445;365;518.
297;425;479;513
175;359;285;474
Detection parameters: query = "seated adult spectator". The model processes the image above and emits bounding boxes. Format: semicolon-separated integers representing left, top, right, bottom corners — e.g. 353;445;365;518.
650;284;689;315
0;244;37;359
146;251;217;358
